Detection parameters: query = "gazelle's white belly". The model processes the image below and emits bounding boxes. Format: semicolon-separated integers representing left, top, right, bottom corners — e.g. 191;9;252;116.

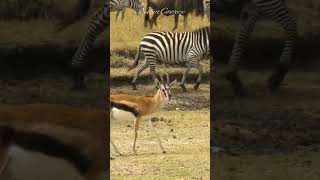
111;107;136;121
1;145;83;180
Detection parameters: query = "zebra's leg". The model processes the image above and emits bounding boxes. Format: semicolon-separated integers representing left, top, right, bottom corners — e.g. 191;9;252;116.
71;6;108;90
149;64;160;89
131;60;149;90
183;13;188;29
192;62;204;90
172;14;179;31
180;63;192;92
225;4;258;96
150;13;160;29
261;2;298;91
121;8;126;20
115;10;121;22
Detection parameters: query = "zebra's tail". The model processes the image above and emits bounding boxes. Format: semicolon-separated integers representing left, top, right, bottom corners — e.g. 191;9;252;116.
128;46;141;71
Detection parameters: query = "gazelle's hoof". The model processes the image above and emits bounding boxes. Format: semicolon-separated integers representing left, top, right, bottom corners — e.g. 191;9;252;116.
162;151;166;154
180;84;187;92
193;82;200;90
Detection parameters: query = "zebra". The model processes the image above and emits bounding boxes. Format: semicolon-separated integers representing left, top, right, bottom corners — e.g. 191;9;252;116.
110;0;144;21
128;27;210;92
214;0;298;95
71;1;109;90
68;0;143;89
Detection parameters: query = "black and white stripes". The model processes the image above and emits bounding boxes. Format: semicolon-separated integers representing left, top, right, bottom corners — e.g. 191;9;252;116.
71;0;144;89
129;27;210;91
110;0;144;14
216;0;298;95
71;1;109;89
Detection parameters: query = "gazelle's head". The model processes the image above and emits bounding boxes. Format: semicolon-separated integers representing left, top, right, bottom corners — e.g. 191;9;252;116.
155;73;177;101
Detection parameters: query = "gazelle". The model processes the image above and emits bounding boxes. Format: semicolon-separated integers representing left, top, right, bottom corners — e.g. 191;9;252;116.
0;104;108;180
110;74;177;155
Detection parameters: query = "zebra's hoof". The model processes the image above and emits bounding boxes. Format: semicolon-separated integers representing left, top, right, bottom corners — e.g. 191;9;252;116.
269;77;286;92
132;84;137;90
268;69;288;92
180;84;187;92
224;72;247;96
193;82;200;90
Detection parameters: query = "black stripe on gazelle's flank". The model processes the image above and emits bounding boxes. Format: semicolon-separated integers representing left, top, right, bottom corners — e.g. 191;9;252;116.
110;101;139;117
0;127;92;174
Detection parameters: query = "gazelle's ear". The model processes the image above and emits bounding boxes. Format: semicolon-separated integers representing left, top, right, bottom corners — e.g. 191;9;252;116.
169;79;177;88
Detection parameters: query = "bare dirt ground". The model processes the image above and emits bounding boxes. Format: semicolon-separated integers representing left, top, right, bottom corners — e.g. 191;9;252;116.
213;63;320;180
212;1;320;178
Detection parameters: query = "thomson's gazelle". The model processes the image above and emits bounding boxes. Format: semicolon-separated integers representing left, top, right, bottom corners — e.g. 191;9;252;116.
110;74;177;155
0;104;108;180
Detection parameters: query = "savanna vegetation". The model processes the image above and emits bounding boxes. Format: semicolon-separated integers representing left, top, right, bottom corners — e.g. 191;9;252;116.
110;0;210;178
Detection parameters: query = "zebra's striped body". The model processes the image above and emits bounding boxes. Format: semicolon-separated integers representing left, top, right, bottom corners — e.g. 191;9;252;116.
215;0;298;95
71;1;109;89
129;27;210;91
71;0;144;89
110;0;144;13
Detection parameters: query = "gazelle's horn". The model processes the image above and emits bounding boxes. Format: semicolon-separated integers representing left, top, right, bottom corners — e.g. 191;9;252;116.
154;77;161;88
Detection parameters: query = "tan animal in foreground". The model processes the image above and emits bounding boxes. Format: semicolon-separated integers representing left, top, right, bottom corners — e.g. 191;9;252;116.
0;104;108;180
110;74;177;155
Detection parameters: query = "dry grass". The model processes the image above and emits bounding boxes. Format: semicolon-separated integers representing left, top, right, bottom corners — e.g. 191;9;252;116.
110;0;210;51
111;110;210;179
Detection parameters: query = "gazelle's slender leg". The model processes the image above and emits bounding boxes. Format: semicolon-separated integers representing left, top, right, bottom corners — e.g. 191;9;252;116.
110;139;121;155
148;119;165;153
132;118;140;155
110;111;121;155
0;155;10;175
0;134;10;176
